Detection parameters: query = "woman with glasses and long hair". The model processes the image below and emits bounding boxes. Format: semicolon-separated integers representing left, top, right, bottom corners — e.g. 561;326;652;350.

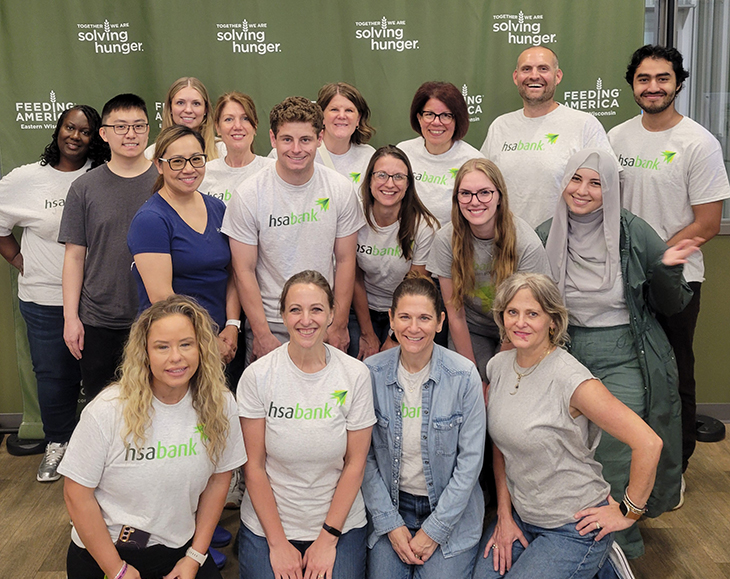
60;295;246;579
426;159;549;383
349;145;439;360
128;125;240;367
0;105;109;483
397;81;484;227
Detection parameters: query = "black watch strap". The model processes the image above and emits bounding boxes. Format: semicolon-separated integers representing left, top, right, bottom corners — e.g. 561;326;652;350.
322;522;342;537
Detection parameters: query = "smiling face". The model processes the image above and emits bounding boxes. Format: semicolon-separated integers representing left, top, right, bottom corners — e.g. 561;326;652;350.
155;134;206;197
171;86;207;129
100;107;149;160
323;93;360;143
632;57;679;115
390;294;444;362
271;121;322;183
147;313;200;402
282;283;334;351
370;155;409;211
457;169;501;239
56;109;92;169
503;288;554;356
562;167;603;215
216;100;255;153
513;47;563;106
417;98;456;154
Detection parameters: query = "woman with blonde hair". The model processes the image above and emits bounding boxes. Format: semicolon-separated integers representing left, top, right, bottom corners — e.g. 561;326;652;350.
59;295;246;579
147;77;221;161
427;158;549;381
199;91;274;205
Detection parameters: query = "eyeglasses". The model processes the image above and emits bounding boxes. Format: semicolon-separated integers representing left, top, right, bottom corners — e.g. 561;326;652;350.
419;110;454;124
457;189;496;204
372;171;408;184
158;154;207;171
101;123;149;135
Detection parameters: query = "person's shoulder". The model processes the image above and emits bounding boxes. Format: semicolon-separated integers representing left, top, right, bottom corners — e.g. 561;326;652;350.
201;191;226;212
607;114;642;138
81;383;123;419
435;220;454;239
553;103;597;122
674;116;723;146
328;344;370;376
395;137;421;153
70;163;111;188
314;163;351;187
514;214;543;242
2;161;43;181
489;108;523;127
364;347;398;373
434;344;479;377
452;139;482;156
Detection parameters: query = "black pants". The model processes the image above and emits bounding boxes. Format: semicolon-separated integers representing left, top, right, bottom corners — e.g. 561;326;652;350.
78;325;129;400
67;540;221;579
656;281;702;472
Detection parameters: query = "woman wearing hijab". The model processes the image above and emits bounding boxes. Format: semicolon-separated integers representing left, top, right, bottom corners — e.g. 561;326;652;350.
536;148;700;559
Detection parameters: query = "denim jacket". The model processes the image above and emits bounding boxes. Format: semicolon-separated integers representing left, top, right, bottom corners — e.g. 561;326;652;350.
361;345;486;557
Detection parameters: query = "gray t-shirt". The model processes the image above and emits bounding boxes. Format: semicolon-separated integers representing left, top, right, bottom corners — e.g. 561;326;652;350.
198;155;274;206
487;348;611;528
58;164;156;329
237;343;376;540
58;385;247;549
426;216;550;330
221;163;365;323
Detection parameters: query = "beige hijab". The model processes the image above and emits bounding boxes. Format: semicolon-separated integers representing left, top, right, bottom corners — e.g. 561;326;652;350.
545;148;621;295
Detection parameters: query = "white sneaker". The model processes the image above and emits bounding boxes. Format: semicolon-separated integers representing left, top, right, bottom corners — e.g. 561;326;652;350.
37;442;68;482
225;467;242;509
672;474;686;510
606;542;636;579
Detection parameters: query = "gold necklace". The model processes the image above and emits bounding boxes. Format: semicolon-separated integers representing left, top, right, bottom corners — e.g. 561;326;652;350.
510;346;552;395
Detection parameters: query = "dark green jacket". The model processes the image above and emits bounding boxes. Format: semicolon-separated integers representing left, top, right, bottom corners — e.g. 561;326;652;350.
537;209;692;516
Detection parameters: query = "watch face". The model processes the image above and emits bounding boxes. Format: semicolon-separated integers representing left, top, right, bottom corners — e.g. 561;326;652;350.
619;501;629;516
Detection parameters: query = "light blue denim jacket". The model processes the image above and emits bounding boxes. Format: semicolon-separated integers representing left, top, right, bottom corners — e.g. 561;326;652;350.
361;345;486;557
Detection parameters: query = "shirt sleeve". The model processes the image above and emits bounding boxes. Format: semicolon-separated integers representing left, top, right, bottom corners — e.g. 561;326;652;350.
0;166;26;234
237;362;267;419
57;182;87;246
686;140;730;205
215;393;248;473
344;362;376;431
127;206;172;256
336;182;367;238
426;226;454;279
411;219;437;266
515;221;550;276
221;181;260;245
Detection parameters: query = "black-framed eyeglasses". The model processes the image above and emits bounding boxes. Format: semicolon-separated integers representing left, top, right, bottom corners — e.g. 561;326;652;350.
158;154;207;171
372;171;408;184
457;189;496;204
101;123;149;135
419;110;454;124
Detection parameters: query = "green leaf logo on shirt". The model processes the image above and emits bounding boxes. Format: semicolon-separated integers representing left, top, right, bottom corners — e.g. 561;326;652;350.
661;151;677;164
316;198;330;211
473;283;496;314
194;424;209;441
545;133;559;145
331;390;348;406
449;168;459;179
350;172;362;183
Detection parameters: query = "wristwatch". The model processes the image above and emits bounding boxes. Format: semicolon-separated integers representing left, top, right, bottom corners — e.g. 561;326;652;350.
185;547;208;566
619;499;643;520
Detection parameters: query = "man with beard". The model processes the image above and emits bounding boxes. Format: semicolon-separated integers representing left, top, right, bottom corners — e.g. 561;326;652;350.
608;45;730;502
480;46;614;227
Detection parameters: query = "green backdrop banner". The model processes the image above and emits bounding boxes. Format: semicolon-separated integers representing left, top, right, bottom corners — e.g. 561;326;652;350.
0;0;645;417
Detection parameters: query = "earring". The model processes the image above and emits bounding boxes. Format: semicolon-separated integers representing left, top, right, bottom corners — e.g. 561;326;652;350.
549;327;555;339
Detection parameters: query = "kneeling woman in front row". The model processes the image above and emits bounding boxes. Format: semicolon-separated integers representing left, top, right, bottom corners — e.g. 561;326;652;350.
237;270;375;579
473;273;661;578
362;272;486;578
60;295;247;579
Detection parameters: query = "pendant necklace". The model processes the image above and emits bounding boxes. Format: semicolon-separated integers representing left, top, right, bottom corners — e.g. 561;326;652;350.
511;345;552;395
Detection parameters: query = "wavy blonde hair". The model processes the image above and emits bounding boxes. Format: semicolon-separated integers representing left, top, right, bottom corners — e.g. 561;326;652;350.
161;77;218;160
119;295;231;465
450;158;517;310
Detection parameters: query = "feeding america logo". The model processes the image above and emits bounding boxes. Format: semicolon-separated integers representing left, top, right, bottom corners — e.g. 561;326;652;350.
15;91;74;130
76;19;144;55
562;78;622;117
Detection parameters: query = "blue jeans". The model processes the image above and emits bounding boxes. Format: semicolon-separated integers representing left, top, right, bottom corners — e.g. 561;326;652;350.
347;308;390;358
367;492;479;579
19;301;82;444
238;523;366;579
472;508;612;579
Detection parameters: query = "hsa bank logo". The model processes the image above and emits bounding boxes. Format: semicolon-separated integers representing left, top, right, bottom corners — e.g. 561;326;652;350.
354;17;420;52
76;20;144;55
491;10;557;46
215;19;282;54
268;198;330;228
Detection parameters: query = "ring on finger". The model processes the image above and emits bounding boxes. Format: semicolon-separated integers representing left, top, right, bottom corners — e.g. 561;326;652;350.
595;522;601;530
491;544;498;550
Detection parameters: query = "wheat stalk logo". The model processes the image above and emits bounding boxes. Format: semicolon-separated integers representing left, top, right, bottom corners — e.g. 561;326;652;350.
596;78;603;91
462;84;468;98
242;19;249;32
331;390;348;406
50;91;56;104
518;11;524;24
104;20;110;33
381;16;387;29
